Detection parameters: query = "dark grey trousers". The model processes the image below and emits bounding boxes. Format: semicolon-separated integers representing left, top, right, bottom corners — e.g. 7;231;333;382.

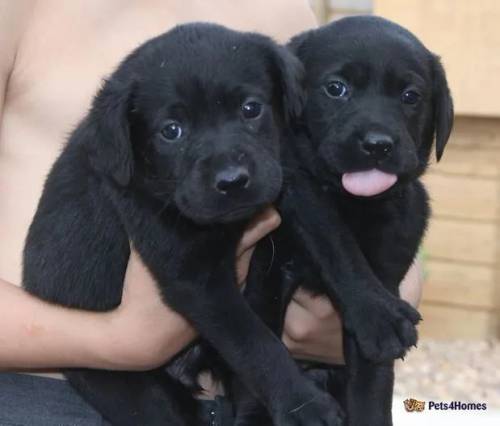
0;373;234;426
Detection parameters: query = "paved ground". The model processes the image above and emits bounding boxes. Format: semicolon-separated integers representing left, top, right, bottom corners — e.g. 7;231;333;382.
392;338;500;424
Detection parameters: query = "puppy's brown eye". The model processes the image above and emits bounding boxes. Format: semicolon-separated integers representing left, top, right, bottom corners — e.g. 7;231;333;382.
402;90;421;105
242;101;262;119
161;121;183;141
325;81;348;98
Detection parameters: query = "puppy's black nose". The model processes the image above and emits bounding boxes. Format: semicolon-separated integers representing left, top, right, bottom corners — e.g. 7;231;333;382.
214;166;250;193
361;132;394;160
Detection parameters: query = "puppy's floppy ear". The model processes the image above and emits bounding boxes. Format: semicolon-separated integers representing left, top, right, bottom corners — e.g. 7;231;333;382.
270;44;305;122
431;55;454;161
85;78;135;186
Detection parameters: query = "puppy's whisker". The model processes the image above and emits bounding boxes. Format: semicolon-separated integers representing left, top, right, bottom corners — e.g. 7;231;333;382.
154;194;175;216
265;235;276;274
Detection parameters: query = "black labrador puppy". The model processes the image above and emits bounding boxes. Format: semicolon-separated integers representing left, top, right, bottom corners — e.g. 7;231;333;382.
23;23;342;426
240;16;453;426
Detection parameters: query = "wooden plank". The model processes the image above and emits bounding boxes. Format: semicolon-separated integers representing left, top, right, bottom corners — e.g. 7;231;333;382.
374;0;500;117
422;173;498;221
422;261;498;309
418;303;497;339
426;117;500;178
429;148;500;179
443;117;500;150
424;219;497;265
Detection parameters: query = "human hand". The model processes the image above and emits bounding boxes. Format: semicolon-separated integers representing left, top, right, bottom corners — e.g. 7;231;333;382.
102;207;281;371
235;206;281;286
102;249;196;370
282;288;344;365
282;259;423;365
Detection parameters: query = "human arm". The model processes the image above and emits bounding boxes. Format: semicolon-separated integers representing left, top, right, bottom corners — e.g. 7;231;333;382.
0;249;198;371
0;207;280;371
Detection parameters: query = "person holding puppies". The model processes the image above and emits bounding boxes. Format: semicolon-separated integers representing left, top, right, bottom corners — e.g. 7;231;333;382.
0;0;422;424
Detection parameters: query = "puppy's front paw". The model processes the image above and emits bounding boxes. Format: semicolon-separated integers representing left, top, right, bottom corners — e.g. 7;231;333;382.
274;391;344;426
344;293;421;363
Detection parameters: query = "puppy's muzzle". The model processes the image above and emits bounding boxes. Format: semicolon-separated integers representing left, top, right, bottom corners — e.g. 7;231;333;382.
360;132;394;161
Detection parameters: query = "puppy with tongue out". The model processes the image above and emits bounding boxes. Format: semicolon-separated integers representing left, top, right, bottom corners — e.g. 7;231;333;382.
241;16;454;426
340;132;399;196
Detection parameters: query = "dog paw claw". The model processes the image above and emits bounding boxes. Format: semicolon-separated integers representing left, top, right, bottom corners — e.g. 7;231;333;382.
345;293;420;363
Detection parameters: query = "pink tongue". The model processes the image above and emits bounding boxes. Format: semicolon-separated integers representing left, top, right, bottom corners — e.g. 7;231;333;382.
342;169;397;196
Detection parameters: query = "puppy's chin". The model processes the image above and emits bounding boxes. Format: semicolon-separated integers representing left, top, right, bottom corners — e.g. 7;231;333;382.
204;206;261;224
174;188;264;225
176;199;261;225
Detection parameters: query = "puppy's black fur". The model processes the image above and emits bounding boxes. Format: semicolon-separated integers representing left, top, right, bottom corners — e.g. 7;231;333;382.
23;24;343;425
239;16;453;426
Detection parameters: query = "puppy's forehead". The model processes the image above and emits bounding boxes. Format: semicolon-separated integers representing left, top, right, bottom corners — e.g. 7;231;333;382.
303;17;431;81
131;24;276;107
322;46;428;84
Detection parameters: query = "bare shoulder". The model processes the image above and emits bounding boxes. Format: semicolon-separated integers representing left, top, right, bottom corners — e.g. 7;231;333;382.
0;0;34;92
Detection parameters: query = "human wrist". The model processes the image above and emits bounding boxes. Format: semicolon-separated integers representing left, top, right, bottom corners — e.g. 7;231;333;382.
90;310;157;371
81;310;130;370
